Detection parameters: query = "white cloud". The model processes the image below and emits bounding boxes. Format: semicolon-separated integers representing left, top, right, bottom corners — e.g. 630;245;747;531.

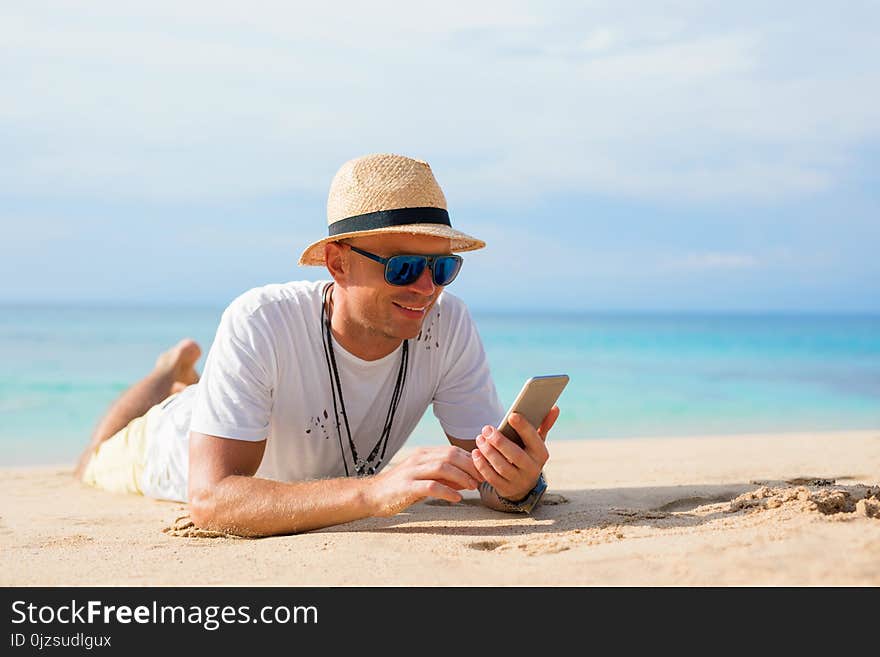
1;1;878;203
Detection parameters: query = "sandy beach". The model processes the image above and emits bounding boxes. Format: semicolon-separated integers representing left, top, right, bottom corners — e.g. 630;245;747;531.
2;429;879;586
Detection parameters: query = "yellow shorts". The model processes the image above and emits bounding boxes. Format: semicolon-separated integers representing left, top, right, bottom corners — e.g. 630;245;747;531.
80;403;165;496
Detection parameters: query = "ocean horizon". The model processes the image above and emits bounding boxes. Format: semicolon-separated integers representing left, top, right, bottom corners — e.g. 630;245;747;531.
2;302;879;466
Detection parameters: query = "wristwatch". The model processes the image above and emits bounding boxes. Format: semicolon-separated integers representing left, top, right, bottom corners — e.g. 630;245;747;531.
495;472;548;513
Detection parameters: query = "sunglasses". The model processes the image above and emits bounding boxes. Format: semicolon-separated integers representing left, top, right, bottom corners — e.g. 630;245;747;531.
348;245;463;287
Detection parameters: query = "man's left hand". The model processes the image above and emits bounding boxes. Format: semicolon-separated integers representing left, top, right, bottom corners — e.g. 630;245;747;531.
471;405;560;501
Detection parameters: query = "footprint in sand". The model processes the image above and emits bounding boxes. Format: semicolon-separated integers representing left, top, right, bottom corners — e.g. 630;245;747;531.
652;491;743;513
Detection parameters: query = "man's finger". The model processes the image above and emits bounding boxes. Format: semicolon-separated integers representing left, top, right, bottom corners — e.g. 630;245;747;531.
471;449;509;490
537;406;560;440
509;412;549;461
419;462;479;490
446;445;485;483
411;446;484;483
417;480;462;503
482;427;532;469
434;478;473;491
475;433;518;480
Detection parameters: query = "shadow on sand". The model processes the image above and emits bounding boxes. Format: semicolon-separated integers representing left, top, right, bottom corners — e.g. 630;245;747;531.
325;474;875;551
322;482;762;541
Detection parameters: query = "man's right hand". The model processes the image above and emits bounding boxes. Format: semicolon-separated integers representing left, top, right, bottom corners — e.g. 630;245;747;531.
365;446;485;517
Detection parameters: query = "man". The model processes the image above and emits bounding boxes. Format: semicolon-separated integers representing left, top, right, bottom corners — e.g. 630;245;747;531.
76;153;560;537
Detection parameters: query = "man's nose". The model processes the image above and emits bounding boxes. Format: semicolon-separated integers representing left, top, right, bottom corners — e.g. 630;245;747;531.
407;263;436;296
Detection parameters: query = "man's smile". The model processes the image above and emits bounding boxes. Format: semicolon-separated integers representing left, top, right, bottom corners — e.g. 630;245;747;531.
392;301;429;317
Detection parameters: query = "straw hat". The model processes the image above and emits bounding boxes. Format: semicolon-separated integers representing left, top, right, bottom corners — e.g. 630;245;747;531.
298;153;486;266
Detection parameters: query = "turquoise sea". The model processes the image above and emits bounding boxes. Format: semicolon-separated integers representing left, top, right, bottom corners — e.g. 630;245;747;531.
1;304;879;466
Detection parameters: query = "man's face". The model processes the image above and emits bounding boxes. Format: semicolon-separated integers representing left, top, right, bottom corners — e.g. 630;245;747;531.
336;233;454;341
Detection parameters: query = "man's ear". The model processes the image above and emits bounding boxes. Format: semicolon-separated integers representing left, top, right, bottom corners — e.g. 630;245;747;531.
324;241;347;284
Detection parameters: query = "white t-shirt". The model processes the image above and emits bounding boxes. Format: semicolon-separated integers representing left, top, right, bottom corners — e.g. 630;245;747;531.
139;279;504;502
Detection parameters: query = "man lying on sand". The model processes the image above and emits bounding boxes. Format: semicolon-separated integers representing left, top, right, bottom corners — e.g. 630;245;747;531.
74;153;560;537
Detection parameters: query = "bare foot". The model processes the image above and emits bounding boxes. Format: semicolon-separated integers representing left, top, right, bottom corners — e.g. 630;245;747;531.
169;381;189;395
155;338;202;385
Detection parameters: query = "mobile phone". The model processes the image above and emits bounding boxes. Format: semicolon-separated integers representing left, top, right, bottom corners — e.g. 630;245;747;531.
498;374;569;447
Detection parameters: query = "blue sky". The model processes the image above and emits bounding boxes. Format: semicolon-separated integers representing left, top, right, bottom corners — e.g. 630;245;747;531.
1;1;878;312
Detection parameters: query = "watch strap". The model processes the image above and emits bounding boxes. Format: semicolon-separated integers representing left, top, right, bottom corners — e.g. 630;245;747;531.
495;472;548;514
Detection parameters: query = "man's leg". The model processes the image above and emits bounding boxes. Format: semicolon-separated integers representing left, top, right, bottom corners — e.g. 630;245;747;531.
74;338;201;479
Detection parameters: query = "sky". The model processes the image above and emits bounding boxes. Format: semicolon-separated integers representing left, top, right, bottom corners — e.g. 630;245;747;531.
1;1;878;312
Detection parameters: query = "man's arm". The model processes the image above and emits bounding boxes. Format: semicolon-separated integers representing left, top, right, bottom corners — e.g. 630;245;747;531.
188;431;483;537
187;431;374;537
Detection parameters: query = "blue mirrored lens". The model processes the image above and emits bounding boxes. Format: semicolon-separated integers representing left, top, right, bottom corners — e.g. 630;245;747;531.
432;256;462;285
386;256;427;285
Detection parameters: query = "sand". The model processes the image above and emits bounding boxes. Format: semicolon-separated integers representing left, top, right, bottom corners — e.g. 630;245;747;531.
2;429;879;586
